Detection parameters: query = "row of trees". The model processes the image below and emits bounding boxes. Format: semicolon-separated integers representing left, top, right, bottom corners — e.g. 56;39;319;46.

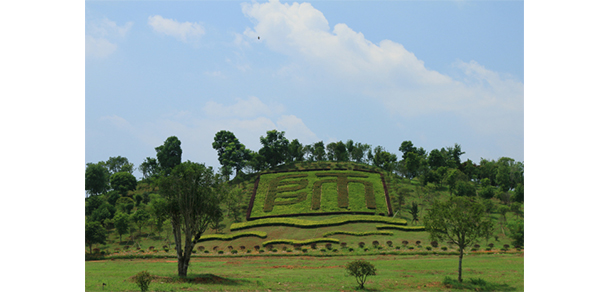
211;130;524;203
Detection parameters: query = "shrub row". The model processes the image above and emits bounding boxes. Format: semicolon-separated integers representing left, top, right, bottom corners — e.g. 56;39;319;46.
375;225;426;232
321;230;394;237
231;215;407;231
261;238;340;247
196;231;268;243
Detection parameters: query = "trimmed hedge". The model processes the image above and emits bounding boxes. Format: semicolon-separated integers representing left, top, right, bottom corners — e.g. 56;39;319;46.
231;215;408;231
375;225;426;232
322;230;394;237
197;231;267;243
262;238;340;247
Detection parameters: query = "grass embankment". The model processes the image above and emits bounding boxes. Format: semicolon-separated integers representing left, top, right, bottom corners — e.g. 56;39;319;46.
85;253;524;291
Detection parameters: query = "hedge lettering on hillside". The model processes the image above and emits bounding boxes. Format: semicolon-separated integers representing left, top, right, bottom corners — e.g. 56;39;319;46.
231;215;407;231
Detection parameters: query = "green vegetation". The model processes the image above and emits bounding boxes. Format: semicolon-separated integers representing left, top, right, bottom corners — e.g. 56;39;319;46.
250;170;388;218
197;231;267;242
345;259;377;289
322;230;393;237
231;215;407;231
262;238;340;247
376;225;426;231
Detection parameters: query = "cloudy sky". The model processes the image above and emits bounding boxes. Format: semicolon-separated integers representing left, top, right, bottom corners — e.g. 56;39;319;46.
86;0;524;178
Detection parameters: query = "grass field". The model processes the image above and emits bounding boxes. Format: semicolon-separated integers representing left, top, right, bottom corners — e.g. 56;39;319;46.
85;253;524;291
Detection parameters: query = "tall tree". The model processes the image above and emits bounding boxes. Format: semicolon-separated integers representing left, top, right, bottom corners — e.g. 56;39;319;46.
427;149;445;170
286;139;305;163
371;146;397;171
110;172;137;195
158;161;224;277
85;162;110;197
312;141;326;161
113;211;130;243
138;157;160;179
105;156;134;175
424;197;494;283
398;140;416;160
350;142;371;164
131;208;151;236
212;130;250;176
85;221;107;253
156;136;182;174
259;130;289;167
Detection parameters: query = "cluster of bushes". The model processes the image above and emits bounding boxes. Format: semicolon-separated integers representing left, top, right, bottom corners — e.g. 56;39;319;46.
231;215;407;231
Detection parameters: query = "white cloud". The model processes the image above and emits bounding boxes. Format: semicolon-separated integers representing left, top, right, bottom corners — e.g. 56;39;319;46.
85;35;117;58
86;17;133;58
148;15;205;43
203;96;284;119
277;115;319;144
240;0;523;135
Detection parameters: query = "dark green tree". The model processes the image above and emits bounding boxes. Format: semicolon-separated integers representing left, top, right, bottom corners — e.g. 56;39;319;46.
445;169;467;195
403;152;423;180
350;142;371;164
212;130;250;176
110;172;137;195
507;217;524;247
372;146;397;171
423;196;494;283
455;181;477;197
85;221;107;253
148;197;168;236
259;130;289;167
138;157;161;179
106;156;134;174
407;201;420;224
156;136;182;174
398;140;416;160
312;141;326;161
345;259;377;289
513;183;524;203
286;139;305;163
131;208;151;236
91;203;116;225
85;162;110;196
427;149;445;170
113;211;130;243
158;161;224;277
85;195;105;216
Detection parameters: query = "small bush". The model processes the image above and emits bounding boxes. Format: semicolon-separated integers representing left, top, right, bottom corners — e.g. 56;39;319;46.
213;246;219;251
345;260;377;289
254;245;260;250
441;247;448;251
197;246;205;251
272;248;278;253
431;241;438;248
325;243;333;250
426;246;432;251
402;240;409;246
310;243;317;249
135;270;153;292
358;242;365;248
204;250;209;254
333;248;339;252
302;248;308;253
364;248;369;252
259;249;265;253
485;247;492;251
503;244;510;249
231;250;238;254
294;244;302;250
320;249;326;252
474;244;480;249
386;241;393;247
282;246;287;251
286;249;293;253
340;242;347;248
148;246;155;251
240;246;246;250
348;247;354;252
218;250;224;254
488;243;494;248
372;240;379;247
228;246;234;250
395;246;401;250
408;246;414;250
246;250;251;253
192;250;197;254
415;240;421;245
266;245;274;251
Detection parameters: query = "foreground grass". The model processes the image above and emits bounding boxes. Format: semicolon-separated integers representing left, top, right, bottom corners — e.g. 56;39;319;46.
86;253;523;291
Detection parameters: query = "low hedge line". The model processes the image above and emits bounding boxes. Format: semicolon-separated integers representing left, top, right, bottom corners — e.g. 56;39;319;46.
197;231;267;243
321;230;394;237
231;215;408;231
262;238;340;247
376;225;426;231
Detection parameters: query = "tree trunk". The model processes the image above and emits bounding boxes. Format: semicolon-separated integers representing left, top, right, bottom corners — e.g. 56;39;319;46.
458;248;464;283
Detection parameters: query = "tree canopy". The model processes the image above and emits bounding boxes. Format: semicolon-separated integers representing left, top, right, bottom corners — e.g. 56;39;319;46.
85;162;110;196
156;136;182;174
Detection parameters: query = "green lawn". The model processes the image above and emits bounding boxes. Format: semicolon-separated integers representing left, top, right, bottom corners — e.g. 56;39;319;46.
86;253;524;291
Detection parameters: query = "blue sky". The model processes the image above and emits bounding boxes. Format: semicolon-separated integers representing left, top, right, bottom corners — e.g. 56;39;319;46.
85;0;524;178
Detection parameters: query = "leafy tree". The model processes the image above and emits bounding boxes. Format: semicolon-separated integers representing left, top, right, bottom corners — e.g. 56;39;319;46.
245;151;267;172
158;161;224;277
455;181;477;197
507;217;524;247
105;190;121;206
286;139;305;163
110;172;137;195
495;162;511;192
398;140;416;159
427;149;445;170
113;211;130;243
91;203;116;225
403;152;423;179
446;143;465;169
349;142;371;164
311;141;326;161
226;187;244;222
259;130;289;167
372;146;397;171
138;157;160;179
407;201;420;224
85;162;110;196
85;195;105;216
424;196;493;283
445;169;467;195
148;196;168;236
106;156;134;175
156;136;182;174
513;183;524;203
85;221;107;253
327;141;348;162
116;197;135;214
131;208;151;236
212;131;250;176
345;259;377;289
